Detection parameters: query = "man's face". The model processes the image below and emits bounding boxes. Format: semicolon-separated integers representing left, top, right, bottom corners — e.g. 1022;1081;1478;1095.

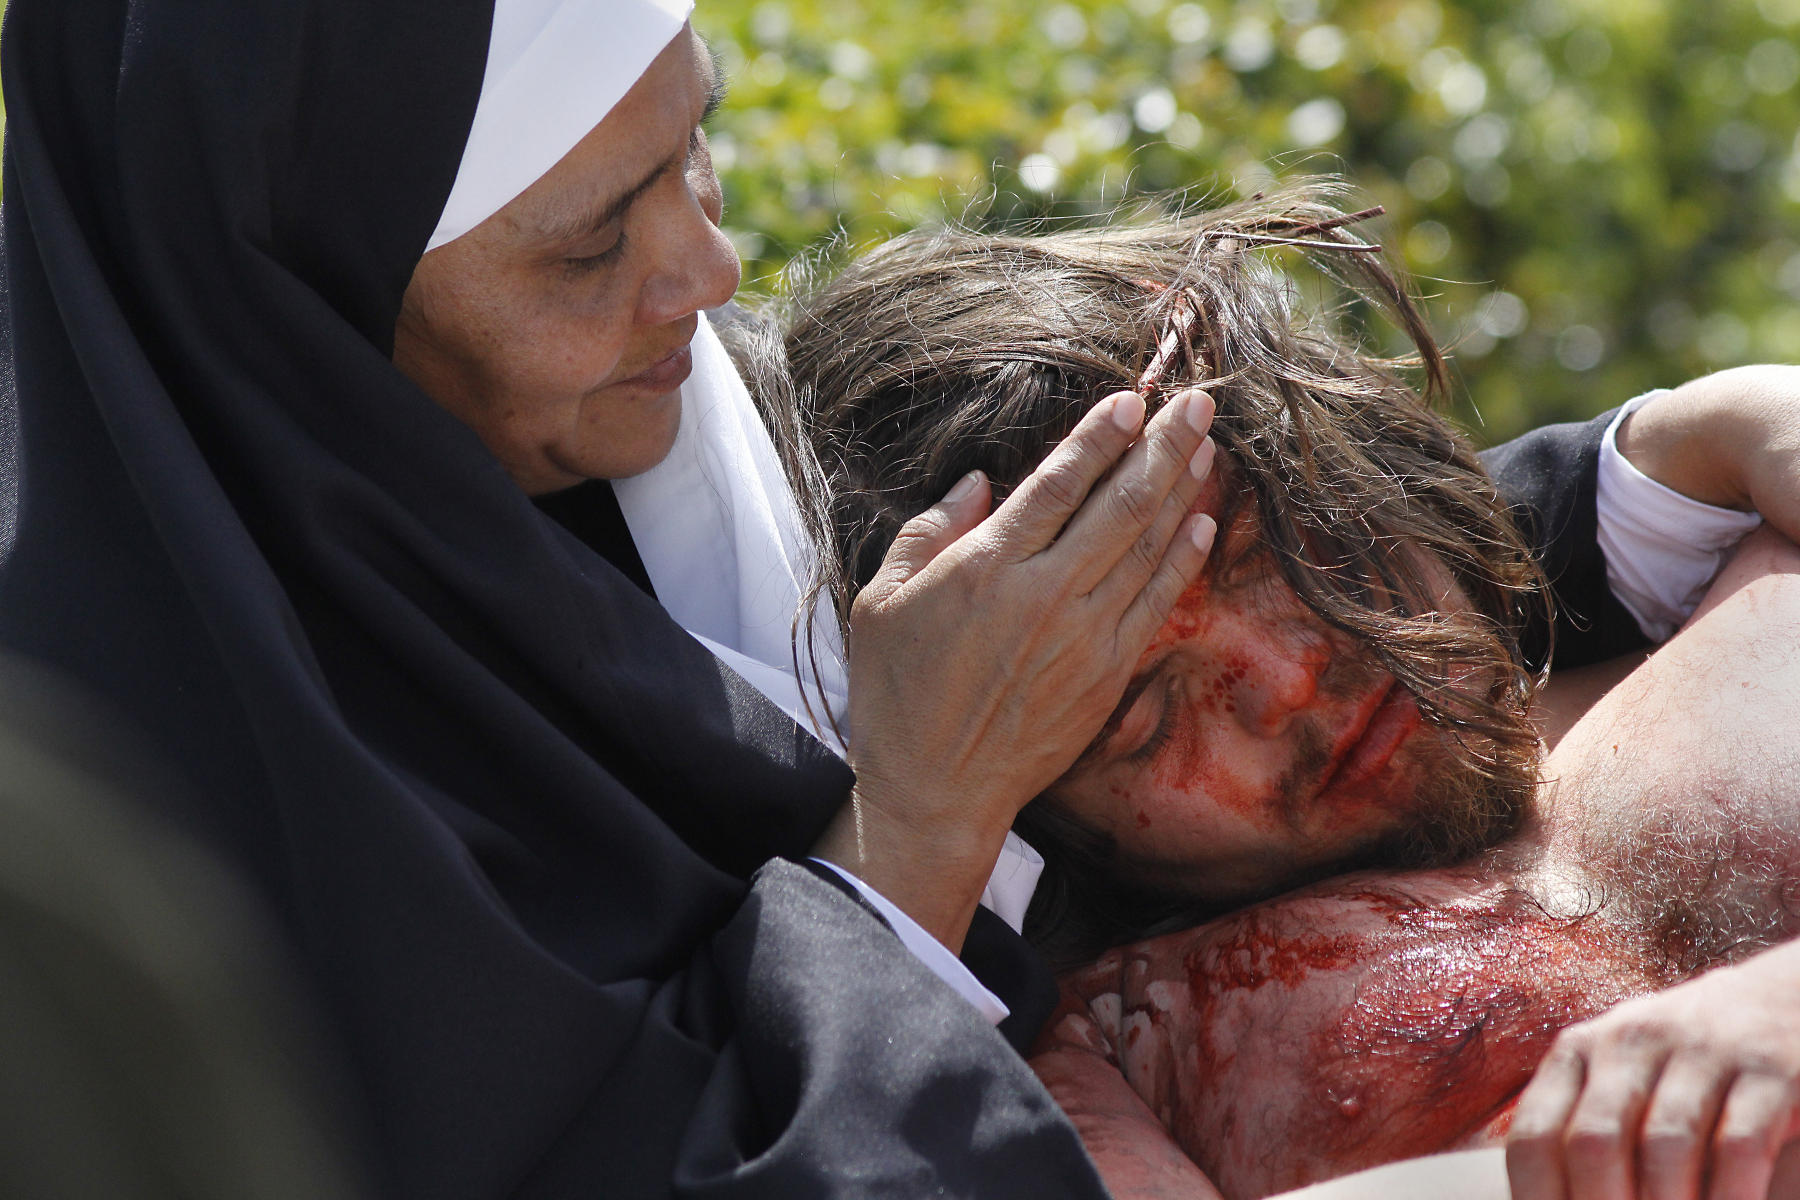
1049;477;1494;902
393;26;739;492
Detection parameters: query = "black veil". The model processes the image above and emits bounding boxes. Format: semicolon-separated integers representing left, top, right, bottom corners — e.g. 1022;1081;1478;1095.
0;0;1100;1194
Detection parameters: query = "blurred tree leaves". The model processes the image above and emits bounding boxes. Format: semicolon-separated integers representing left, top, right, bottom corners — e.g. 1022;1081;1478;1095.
698;0;1800;442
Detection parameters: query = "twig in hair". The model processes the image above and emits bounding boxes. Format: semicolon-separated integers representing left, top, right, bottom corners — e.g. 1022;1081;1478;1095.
1137;288;1205;395
1269;205;1386;239
1217;232;1385;254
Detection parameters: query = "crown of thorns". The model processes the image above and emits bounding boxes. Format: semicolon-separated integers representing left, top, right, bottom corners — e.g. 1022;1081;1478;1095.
1133;202;1387;400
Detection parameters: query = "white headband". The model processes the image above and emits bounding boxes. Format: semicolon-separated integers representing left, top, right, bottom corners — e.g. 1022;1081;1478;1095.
429;0;694;251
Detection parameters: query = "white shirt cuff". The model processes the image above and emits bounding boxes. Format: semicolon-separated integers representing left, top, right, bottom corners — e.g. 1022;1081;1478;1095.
807;858;1011;1026
1597;391;1763;641
980;832;1045;935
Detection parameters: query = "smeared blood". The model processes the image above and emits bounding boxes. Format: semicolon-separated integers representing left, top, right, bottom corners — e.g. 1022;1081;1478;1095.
1043;877;1674;1200
1139;573;1218;667
1303;894;1660;1180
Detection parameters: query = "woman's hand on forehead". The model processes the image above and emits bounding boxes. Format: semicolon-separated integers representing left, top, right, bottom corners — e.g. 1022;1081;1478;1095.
812;387;1219;952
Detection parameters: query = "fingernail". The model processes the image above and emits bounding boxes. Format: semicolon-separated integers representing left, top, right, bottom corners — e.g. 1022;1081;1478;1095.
1190;513;1218;551
1182;389;1214;432
945;470;982;502
1189;437;1216;479
1111;391;1146;431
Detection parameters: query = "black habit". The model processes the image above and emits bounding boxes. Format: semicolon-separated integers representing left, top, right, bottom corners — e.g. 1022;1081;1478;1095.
0;0;1101;1194
0;0;1639;1195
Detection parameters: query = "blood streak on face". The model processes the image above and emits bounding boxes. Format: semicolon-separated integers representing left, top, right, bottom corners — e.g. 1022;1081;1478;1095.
1049;484;1460;903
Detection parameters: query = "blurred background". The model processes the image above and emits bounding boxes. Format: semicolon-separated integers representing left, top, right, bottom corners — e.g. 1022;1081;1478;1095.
696;0;1800;443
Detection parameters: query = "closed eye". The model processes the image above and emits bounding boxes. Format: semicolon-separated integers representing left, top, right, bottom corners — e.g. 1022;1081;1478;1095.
563;233;628;276
1090;669;1181;766
1122;674;1182;763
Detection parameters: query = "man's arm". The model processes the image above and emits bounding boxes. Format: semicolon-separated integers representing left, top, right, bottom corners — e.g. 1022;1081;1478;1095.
1613;366;1800;526
1507;527;1800;1200
1483;367;1797;671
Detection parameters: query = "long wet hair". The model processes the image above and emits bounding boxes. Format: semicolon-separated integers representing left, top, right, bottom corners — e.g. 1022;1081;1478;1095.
732;181;1549;960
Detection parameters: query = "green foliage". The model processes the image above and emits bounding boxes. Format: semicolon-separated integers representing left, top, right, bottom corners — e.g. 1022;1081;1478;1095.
698;0;1800;442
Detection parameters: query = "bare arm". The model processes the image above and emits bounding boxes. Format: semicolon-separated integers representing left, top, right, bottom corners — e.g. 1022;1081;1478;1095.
1510;528;1800;1200
1617;365;1800;534
1530;650;1649;752
1534;370;1799;745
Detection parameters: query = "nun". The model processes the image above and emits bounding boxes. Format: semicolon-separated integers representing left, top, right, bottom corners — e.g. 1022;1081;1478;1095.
0;0;1222;1194
0;0;1777;1196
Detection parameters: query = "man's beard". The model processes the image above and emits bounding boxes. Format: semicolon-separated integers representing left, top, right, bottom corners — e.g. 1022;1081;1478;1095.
1354;719;1535;871
1254;648;1535;878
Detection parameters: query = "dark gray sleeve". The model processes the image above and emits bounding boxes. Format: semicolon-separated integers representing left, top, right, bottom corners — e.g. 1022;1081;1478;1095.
1481;409;1652;670
520;859;1109;1200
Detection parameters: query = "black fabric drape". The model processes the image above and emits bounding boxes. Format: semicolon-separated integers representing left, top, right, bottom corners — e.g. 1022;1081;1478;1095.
0;1;1105;1196
1481;409;1651;671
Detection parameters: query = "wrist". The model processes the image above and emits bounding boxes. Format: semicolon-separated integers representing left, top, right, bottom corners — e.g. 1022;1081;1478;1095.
810;785;1012;954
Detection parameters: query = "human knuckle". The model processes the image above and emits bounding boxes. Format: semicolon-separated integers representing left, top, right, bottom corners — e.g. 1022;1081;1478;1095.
1617;1014;1670;1045
1713;1125;1770;1161
1505;1140;1558;1189
1740;1045;1798;1075
1640;1120;1700;1160
1109;478;1159;530
1126;523;1166;574
898;509;948;540
1565;1122;1626;1164
1148;424;1194;473
1033;461;1089;513
1580;1020;1654;1058
956;555;1004;600
1545;1028;1596;1062
850;581;894;622
1140;572;1185;623
1508;1124;1558;1158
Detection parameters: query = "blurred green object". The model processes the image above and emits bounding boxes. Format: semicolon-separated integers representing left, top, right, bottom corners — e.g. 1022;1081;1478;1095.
4;0;1791;441
697;0;1800;443
0;654;372;1200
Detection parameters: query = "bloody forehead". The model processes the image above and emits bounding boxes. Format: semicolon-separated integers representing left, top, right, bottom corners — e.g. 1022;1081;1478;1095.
1136;488;1293;672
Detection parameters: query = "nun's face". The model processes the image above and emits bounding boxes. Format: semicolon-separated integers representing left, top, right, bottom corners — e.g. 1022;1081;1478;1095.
393;27;739;493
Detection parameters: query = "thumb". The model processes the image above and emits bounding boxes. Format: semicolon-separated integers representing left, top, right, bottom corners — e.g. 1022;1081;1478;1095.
865;471;991;600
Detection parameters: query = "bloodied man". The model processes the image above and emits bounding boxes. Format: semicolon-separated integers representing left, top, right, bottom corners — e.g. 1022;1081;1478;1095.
747;185;1545;955
1026;527;1800;1199
730;185;1800;1199
1046;468;1522;908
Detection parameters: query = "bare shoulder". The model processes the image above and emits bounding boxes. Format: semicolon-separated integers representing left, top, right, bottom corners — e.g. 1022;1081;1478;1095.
1686;524;1800;626
1550;526;1800;776
1536;528;1800;959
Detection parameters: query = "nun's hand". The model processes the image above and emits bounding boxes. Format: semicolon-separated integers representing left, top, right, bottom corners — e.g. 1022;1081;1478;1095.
1505;938;1800;1200
813;387;1217;952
